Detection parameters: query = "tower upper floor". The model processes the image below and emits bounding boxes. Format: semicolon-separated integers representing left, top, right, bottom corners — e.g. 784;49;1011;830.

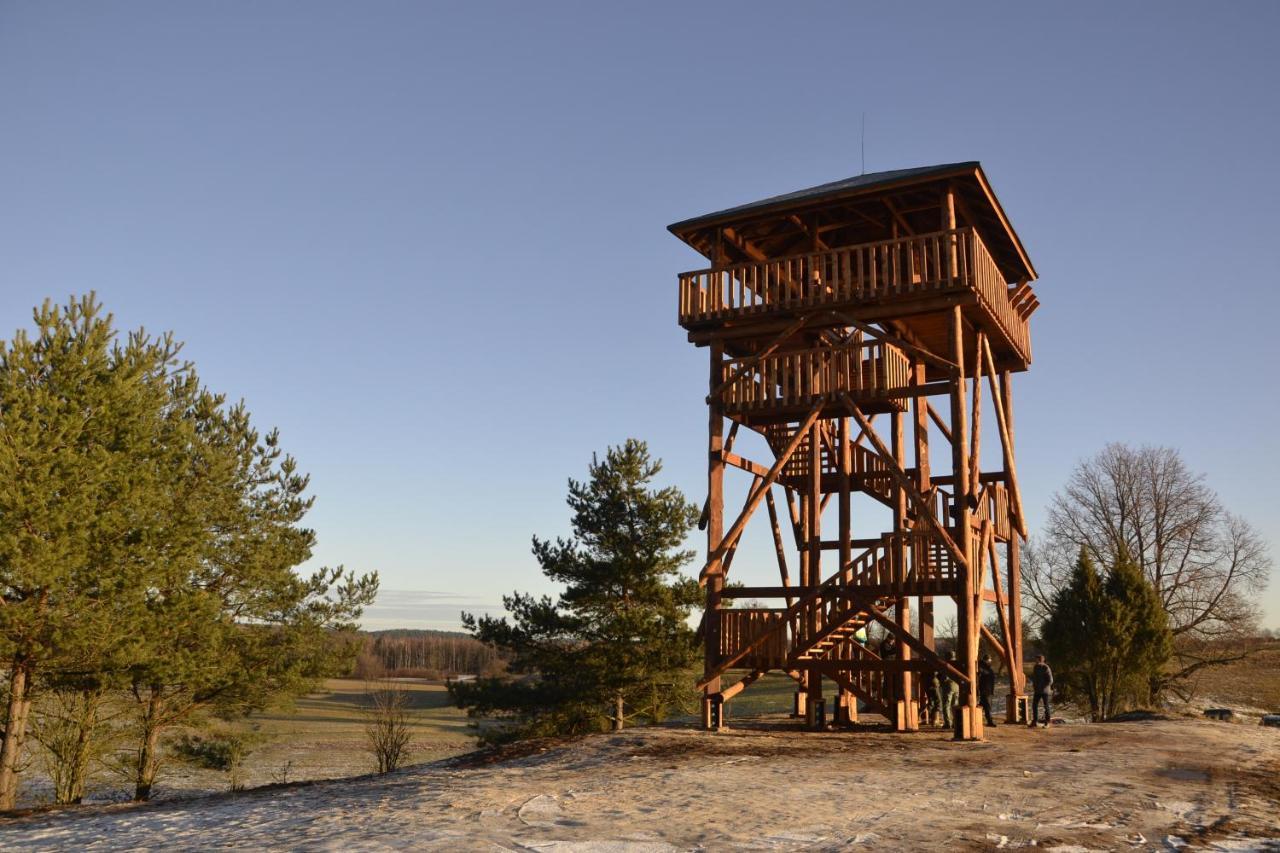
668;162;1039;373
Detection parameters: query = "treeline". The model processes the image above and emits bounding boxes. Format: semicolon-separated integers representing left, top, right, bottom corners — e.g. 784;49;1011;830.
353;631;504;678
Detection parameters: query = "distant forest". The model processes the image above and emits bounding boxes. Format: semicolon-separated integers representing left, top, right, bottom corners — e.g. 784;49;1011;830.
352;629;504;679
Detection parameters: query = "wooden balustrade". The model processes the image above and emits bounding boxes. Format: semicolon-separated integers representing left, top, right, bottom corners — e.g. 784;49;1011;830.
722;341;910;417
678;227;1030;362
718;608;789;669
713;528;959;664
964;232;1032;363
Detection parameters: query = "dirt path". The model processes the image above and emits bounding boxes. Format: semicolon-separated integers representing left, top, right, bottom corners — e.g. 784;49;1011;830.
2;717;1277;850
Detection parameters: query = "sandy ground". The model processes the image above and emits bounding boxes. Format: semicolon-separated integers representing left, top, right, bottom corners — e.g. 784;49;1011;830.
2;715;1277;851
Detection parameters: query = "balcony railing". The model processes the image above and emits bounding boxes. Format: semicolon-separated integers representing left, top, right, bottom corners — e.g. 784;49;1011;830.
721;340;910;417
678;227;1030;362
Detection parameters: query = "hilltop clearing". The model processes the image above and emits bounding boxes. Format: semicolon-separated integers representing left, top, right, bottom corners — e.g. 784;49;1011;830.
2;716;1277;851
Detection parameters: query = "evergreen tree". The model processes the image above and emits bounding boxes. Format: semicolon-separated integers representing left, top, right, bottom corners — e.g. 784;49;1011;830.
452;440;700;741
1042;549;1108;719
0;296;182;808
1041;547;1172;720
1102;552;1172;712
0;295;377;806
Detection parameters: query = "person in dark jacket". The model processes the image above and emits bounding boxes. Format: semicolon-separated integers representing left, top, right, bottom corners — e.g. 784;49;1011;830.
879;634;899;724
977;654;998;727
1030;654;1053;727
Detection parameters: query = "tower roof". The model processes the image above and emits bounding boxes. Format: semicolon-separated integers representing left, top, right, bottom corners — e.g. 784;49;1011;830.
668;162;1037;283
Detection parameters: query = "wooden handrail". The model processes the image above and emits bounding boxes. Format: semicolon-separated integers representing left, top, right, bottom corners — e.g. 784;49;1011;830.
677;227;1032;363
721;340;911;415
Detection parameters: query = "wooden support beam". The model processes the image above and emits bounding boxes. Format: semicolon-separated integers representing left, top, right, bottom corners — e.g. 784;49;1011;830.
719;668;767;702
699;422;738;531
764;488;794;608
982;339;1028;537
968;331;985;509
852;593;968;683
926;401;954;444
722;451;771;480
836;393;969;574
987;532;1016;676
980;623;1008;663
720;475;761;577
699;401;824;584
704;338;727;702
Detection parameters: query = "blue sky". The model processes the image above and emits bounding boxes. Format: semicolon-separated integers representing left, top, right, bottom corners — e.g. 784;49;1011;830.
2;2;1277;630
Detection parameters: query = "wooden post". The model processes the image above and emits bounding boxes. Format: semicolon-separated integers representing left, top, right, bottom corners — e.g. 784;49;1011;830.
1002;371;1026;721
703;336;725;729
944;185;958;278
838;416;853;722
805;418;823;728
892;410;916;731
912;363;935;726
949;306;980;740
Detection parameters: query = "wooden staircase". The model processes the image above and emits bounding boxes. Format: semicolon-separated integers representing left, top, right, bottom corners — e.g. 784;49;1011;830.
763;422;895;507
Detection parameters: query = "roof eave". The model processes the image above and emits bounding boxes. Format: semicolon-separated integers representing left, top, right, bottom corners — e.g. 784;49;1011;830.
666;162;979;238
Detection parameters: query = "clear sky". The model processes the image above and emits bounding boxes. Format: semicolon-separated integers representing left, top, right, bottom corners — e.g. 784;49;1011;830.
2;2;1277;630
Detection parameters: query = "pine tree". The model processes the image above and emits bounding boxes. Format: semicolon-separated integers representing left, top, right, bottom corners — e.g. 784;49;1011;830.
452;440;700;741
1102;552;1172;712
0;295;378;806
0;296;183;808
1041;547;1172;720
1042;549;1108;720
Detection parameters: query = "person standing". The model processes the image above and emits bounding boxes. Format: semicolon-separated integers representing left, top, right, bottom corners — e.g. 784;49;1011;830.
939;652;957;730
1030;654;1053;728
878;634;899;725
921;668;940;726
977;653;998;727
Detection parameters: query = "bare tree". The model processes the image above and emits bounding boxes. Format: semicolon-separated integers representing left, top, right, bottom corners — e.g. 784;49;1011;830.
1023;444;1271;692
363;681;413;774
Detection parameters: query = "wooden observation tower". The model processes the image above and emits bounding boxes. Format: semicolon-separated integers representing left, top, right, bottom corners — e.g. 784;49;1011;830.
670;162;1039;739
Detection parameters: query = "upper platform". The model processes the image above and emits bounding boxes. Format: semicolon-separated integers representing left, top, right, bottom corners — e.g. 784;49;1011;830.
669;163;1039;372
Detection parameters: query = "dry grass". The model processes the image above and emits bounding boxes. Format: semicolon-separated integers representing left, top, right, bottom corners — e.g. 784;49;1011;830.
1180;640;1280;714
15;678;475;808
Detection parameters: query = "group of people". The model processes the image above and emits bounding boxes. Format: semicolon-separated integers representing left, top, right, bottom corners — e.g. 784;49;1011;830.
878;633;1054;729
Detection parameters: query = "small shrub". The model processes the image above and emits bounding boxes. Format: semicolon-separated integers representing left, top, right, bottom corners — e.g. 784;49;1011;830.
173;727;263;792
363;681;413;773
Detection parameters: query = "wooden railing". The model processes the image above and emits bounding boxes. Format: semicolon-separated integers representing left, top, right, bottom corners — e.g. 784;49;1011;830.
966;232;1031;361
710;529;959;673
678;227;1030;361
722;341;910;415
718;608;789;670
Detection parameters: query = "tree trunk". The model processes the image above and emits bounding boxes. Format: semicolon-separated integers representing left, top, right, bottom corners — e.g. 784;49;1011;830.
63;688;103;805
134;690;164;801
0;662;34;810
612;692;624;731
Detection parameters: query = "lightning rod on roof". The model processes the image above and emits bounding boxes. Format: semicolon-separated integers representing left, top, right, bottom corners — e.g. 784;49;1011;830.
861;112;866;175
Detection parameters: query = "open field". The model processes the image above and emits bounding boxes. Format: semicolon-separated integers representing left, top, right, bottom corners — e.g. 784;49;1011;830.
3;713;1277;850
1182;643;1280;717
15;678;475;807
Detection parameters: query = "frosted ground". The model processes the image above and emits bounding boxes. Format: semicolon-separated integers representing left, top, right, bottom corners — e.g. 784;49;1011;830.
2;716;1277;851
